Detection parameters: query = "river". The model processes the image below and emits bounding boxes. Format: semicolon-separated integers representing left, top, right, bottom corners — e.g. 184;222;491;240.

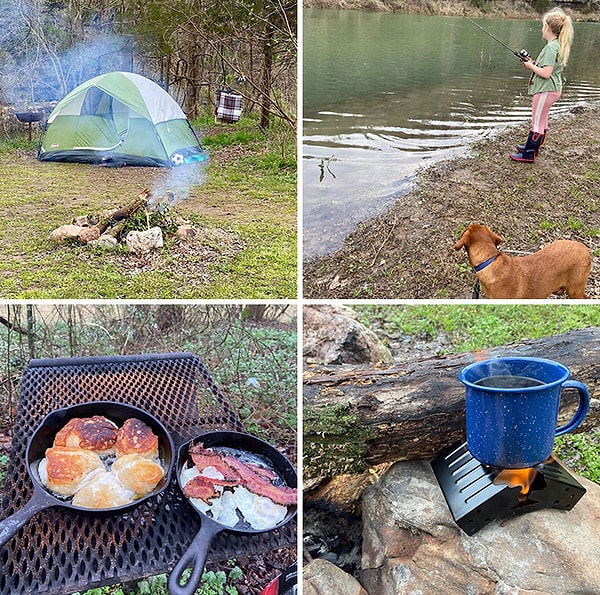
303;10;600;258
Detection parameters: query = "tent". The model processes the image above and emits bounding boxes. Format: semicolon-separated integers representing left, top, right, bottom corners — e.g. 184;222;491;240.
39;72;206;167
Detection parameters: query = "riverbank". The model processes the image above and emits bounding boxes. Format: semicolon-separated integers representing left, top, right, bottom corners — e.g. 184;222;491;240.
303;102;600;299
303;0;600;21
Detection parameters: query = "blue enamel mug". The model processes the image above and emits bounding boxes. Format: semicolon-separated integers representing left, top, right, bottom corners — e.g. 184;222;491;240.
460;357;590;468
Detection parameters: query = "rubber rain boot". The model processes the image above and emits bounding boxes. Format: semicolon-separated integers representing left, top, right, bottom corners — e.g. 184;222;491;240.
510;131;544;163
516;129;547;155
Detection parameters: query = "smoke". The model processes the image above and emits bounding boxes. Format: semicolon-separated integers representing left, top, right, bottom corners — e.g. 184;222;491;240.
0;1;132;105
148;159;209;209
58;35;134;92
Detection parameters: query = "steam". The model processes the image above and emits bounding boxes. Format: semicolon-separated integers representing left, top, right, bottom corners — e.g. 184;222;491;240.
486;360;514;378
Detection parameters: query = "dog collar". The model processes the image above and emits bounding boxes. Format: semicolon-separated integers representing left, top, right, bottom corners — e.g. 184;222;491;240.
473;254;498;272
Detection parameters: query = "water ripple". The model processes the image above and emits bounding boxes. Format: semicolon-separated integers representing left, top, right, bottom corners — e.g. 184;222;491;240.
303;11;600;258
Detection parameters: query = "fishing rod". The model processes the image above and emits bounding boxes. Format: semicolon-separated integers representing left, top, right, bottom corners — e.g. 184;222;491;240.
464;17;530;62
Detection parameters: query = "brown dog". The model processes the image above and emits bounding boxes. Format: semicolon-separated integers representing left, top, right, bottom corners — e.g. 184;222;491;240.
454;224;591;299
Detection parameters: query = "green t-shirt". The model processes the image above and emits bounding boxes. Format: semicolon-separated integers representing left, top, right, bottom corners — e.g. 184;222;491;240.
529;39;564;95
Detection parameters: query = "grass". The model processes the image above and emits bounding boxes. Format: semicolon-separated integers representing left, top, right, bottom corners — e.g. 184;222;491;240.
0;115;296;299
354;304;600;354
73;565;243;595
555;431;600;485
73;563;243;595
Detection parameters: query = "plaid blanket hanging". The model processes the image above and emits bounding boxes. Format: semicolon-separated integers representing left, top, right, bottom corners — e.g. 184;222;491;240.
215;89;242;123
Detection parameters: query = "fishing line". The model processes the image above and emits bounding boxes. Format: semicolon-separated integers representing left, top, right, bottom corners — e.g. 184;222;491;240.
464;17;530;62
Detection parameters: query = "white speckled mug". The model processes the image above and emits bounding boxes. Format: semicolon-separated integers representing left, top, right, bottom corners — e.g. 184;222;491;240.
460;357;590;469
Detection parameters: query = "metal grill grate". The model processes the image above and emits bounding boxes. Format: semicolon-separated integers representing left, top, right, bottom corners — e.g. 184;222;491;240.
0;352;296;595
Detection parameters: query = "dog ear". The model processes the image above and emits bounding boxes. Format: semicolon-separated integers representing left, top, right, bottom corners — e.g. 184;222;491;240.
491;230;504;246
454;229;469;251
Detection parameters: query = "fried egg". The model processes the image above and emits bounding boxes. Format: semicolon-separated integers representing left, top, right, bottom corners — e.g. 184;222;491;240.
230;486;287;530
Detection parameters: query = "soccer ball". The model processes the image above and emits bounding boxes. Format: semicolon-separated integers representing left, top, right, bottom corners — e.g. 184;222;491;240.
171;153;185;166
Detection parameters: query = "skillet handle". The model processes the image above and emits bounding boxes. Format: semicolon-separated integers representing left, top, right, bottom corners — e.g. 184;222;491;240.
0;491;54;548
168;515;224;595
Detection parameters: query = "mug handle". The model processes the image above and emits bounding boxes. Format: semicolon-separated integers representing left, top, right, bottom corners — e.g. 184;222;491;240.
555;380;590;436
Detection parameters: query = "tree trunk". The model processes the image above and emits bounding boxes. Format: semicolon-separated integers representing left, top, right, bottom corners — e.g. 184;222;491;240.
259;25;274;130
304;328;600;480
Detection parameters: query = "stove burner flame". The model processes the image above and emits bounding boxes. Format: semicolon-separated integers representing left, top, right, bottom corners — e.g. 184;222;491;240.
493;468;537;496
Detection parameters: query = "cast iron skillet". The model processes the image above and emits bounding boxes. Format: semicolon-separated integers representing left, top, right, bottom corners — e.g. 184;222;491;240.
0;401;175;548
168;431;297;595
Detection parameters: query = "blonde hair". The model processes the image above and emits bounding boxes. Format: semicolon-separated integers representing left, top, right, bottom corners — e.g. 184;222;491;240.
544;8;573;65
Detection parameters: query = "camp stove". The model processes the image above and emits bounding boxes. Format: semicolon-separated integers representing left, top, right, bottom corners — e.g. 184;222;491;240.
431;442;586;535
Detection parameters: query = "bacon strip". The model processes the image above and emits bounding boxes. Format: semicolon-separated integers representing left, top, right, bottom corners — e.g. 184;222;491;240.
187;443;297;507
245;463;278;481
191;452;237;479
183;475;236;501
222;456;297;506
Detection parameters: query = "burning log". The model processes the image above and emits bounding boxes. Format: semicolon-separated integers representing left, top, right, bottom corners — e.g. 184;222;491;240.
304;328;600;479
96;189;151;235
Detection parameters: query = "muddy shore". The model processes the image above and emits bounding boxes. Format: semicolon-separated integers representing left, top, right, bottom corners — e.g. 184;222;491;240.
303;102;600;299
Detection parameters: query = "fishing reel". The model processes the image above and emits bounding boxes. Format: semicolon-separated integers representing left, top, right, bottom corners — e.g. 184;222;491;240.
518;49;531;62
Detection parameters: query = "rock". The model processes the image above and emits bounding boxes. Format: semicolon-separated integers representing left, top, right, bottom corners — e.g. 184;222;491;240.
78;226;100;244
361;459;600;594
303;305;393;365
89;234;118;249
49;224;87;242
304;559;369;595
125;226;163;254
176;224;197;240
72;215;91;227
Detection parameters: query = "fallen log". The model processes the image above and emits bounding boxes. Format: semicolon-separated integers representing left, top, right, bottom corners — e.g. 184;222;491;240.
304;328;600;480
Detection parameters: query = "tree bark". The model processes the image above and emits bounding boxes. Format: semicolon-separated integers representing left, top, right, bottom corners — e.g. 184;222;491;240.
304;328;600;478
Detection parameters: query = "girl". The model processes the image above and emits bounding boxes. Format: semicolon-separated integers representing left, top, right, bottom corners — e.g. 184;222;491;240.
511;8;573;163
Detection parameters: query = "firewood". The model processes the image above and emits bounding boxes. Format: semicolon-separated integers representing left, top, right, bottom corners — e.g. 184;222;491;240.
96;189;151;234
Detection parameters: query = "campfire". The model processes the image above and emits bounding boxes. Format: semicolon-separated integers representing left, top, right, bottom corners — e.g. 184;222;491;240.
49;189;196;255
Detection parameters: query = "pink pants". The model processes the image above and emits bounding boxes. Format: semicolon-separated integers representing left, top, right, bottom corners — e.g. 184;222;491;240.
531;91;562;134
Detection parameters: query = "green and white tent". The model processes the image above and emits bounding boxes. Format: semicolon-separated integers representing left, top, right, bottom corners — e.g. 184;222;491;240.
39;71;206;167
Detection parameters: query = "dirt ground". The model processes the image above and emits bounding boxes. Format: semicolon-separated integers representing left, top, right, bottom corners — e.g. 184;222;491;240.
304;102;600;299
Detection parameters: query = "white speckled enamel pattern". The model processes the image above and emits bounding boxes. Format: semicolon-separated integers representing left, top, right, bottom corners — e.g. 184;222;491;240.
460;357;590;469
